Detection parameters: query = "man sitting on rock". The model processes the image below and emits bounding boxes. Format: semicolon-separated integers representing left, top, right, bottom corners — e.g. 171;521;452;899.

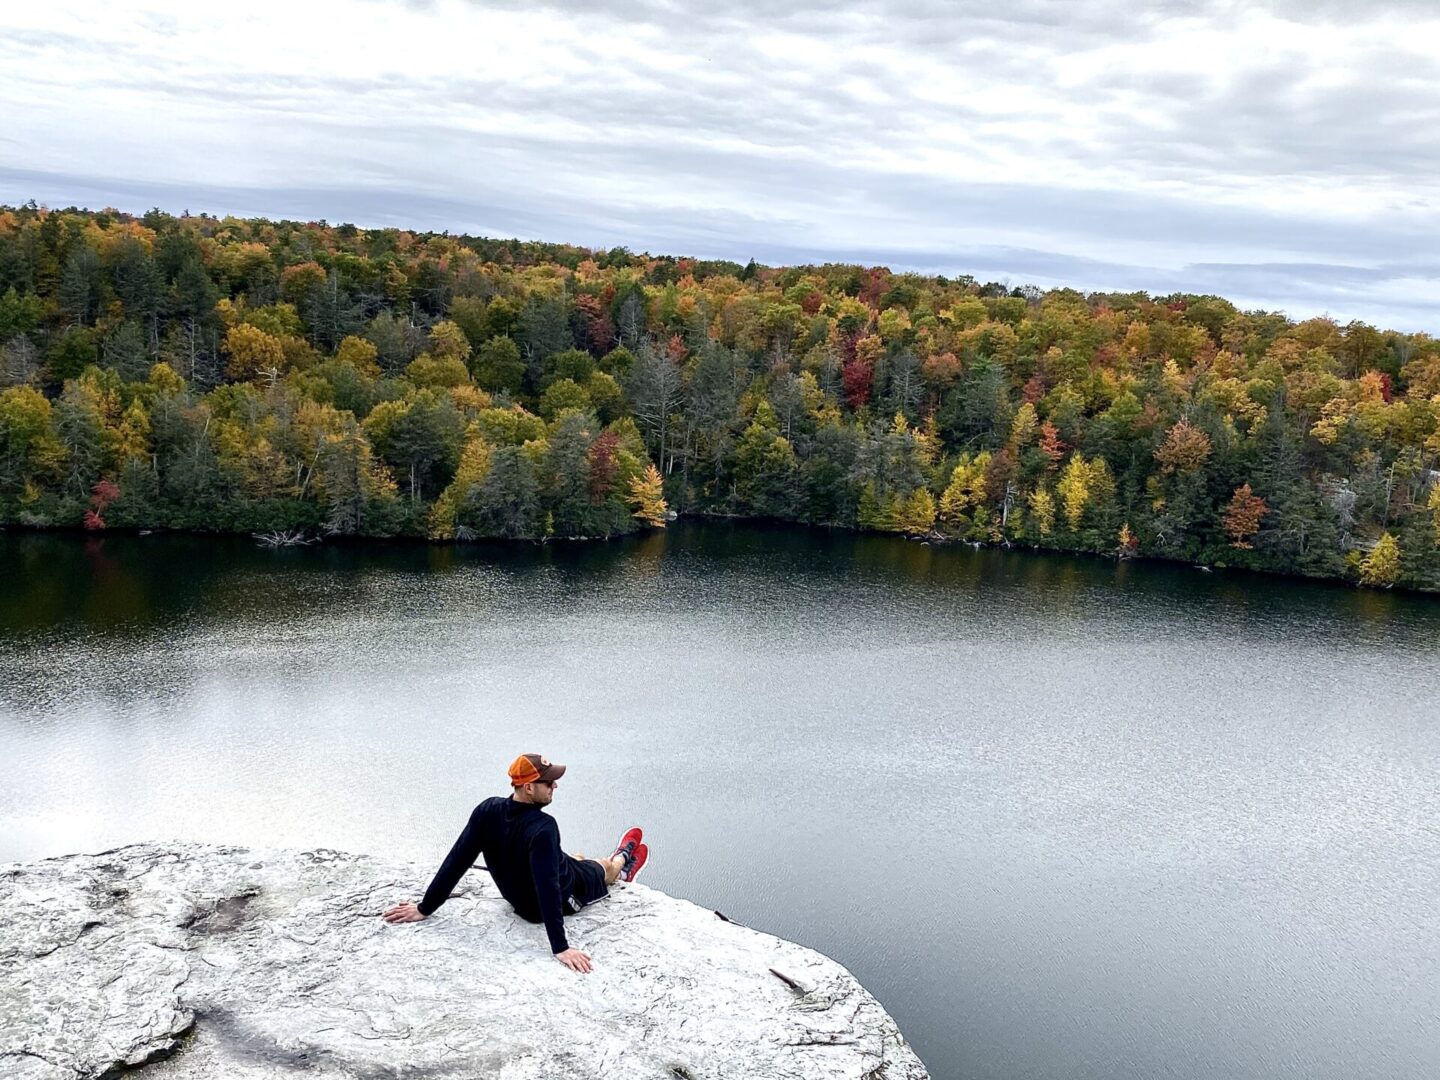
382;753;647;974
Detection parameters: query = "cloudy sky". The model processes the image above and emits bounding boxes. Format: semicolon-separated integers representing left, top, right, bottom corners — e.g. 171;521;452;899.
2;1;1438;330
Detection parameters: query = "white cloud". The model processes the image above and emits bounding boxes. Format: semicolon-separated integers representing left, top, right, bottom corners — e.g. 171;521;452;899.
1;0;1438;329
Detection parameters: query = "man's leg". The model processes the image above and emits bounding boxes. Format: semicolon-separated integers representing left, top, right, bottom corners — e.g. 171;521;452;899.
593;854;625;885
571;852;626;885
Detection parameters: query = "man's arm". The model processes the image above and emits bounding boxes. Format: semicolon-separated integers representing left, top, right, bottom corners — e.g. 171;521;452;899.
419;804;487;915
382;804;485;924
528;824;570;954
530;821;594;971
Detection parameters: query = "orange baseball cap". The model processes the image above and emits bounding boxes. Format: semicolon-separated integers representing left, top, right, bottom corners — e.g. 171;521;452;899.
508;753;566;786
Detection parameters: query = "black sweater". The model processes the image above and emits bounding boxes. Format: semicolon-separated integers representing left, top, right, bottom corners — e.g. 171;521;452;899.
417;796;575;953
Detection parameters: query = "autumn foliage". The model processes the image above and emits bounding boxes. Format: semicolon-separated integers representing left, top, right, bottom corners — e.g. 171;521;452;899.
1154;420;1213;475
83;479;120;530
1222;484;1268;549
1;203;1439;590
628;463;668;528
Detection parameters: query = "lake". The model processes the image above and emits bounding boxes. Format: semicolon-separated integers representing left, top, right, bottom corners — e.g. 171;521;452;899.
1;523;1437;1080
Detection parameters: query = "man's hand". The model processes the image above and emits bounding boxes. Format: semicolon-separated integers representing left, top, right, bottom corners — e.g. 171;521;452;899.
555;947;592;973
381;901;426;924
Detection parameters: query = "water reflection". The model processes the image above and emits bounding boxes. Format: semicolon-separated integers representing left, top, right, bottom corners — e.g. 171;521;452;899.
5;525;1431;641
2;524;1439;1080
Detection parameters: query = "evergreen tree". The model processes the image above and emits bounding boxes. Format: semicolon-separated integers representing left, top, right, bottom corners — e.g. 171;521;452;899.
465;444;542;539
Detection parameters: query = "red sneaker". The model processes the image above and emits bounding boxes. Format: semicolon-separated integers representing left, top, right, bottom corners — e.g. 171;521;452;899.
622;842;648;883
612;827;642;864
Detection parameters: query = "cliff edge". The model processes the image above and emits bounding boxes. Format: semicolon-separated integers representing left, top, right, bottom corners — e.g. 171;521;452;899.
1;843;929;1079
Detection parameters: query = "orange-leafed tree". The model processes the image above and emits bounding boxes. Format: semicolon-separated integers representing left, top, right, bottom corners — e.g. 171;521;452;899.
1154;419;1213;475
1038;421;1066;470
1222;483;1268;549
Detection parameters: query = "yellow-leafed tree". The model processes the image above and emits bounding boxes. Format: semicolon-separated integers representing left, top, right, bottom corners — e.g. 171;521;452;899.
1027;487;1055;537
1359;533;1400;587
224;323;285;381
628;463;667;528
1009;401;1039;448
111;399;151;465
1117;522;1139;556
938;452;989;533
1057;454;1092;530
896;488;936;535
428;433;494;539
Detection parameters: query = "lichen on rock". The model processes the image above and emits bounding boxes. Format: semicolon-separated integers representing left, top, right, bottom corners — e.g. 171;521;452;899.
0;843;928;1079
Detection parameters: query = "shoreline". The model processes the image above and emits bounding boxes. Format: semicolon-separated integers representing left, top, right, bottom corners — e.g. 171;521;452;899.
5;513;1435;598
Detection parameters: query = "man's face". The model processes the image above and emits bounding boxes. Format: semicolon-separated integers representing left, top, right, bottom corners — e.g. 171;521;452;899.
529;779;556;806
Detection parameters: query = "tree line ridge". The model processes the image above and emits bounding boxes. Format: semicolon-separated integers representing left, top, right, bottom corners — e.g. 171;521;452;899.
1;203;1436;590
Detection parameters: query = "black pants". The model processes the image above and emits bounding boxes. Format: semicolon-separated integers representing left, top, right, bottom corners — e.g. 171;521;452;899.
563;854;610;914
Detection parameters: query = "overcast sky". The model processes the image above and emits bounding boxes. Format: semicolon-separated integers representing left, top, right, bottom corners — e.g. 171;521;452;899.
2;1;1438;330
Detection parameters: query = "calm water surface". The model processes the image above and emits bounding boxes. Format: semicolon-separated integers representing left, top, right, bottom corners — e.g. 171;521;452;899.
2;524;1437;1080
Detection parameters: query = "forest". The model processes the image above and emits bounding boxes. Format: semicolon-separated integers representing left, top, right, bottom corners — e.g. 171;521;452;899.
2;202;1438;591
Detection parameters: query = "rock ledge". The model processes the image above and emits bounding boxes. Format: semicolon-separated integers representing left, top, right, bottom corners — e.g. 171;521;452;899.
1;843;928;1079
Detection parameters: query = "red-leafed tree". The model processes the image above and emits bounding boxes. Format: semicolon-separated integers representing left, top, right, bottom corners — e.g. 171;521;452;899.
842;358;873;409
858;267;889;308
587;430;619;504
575;293;615;352
85;479;121;530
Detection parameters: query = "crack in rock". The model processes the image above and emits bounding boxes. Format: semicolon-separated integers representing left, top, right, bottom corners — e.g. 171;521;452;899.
29;921;104;959
93;1017;196;1079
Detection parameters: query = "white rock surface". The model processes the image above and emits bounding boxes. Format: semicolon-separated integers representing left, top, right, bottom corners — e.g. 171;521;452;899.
1;843;929;1079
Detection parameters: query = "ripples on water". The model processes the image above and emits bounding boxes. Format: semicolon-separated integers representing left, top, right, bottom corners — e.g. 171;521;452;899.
2;525;1437;1080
